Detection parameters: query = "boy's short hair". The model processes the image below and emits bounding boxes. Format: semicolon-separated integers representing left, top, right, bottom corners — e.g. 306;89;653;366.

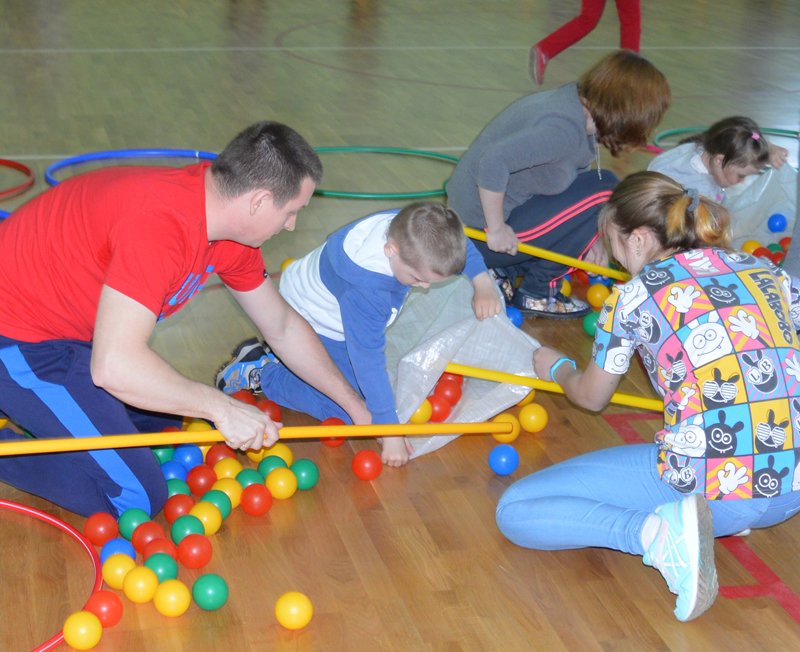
211;121;323;206
388;202;467;277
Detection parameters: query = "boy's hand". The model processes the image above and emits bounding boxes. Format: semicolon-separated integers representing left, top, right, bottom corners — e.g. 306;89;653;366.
471;272;504;320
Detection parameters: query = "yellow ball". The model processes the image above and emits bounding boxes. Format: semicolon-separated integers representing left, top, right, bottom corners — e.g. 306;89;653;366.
262;442;293;467
190;501;224;535
409;399;433;424
560;279;572;297
586;284;611;310
266;467;298;500
185;418;214;432
63;610;103;650
123;566;159;604
280;258;296;272
516;390;536;407
211;477;243;509
741;239;761;254
246;448;267;463
491;413;521;443
0;417;8;428
275;591;314;630
102;553;137;590
153;579;192;617
518;403;549;433
213;456;244;479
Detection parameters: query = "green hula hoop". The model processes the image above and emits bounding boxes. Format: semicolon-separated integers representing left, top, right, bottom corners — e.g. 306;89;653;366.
313;146;460;200
654;126;800;149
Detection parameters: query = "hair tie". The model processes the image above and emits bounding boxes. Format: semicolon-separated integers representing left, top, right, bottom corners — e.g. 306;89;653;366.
685;187;700;212
751;131;761;141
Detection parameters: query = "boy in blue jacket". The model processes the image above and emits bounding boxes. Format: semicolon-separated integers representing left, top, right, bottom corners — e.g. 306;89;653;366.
216;202;501;466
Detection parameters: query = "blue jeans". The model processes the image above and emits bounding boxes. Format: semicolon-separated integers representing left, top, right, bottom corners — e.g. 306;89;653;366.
496;443;800;555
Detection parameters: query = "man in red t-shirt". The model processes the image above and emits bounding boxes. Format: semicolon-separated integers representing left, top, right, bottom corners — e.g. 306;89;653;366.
0;121;369;517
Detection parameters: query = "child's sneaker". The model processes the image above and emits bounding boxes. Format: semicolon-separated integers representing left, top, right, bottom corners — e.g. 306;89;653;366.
488;268;515;304
642;494;718;622
215;338;271;394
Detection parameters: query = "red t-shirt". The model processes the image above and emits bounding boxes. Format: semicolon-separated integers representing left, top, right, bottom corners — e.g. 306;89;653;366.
0;162;266;342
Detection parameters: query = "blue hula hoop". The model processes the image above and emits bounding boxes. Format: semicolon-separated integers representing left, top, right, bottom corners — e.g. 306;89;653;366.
45;148;218;186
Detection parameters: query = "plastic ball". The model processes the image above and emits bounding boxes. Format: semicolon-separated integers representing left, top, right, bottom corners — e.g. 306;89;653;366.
101;553;137;590
131;520;166;554
245;447;268;463
192;573;229;611
275;591;314;630
84;589;124;628
166;478;191;497
768;212;788;233
257;455;289;478
172;444;205;471
752;246;772;259
212;478;243;509
163;493;196;525
184;417;214;431
560;278;572;297
439;372;464;386
240;483;274;516
204;443;238;467
572;269;590;286
262;442;293;467
213;456;244;480
434;378;463;406
586;283;611;310
256;397;283;422
122;566;159;604
427;394;452;423
409;399;433;424
770;250;786;266
189;501;223;536
231;389;258;406
780;236;792;251
199;489;233;519
491;413;521;444
516;390;536;407
186;464;218;496
280;258;295;272
83;512;119;547
741;239;761;254
100;537;136;564
518;403;549;433
170;514;206;545
488;444;520;476
265;467;298;499
153;579;192;618
767;242;784;253
118;507;151;540
351;450;382;481
235;468;265;489
320;416;346;447
290;459;320;491
160;459;189;482
143;537;178;561
151;445;175;464
63;610;103;650
144;551;180;582
583;310;600;337
177;533;213;569
505;305;524;328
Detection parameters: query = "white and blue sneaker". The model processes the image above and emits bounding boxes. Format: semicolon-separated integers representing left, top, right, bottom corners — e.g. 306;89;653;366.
215;338;272;394
642;494;718;622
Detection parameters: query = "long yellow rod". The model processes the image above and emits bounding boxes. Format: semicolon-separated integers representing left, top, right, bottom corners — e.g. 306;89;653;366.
445;363;662;413
0;421;513;457
463;226;629;282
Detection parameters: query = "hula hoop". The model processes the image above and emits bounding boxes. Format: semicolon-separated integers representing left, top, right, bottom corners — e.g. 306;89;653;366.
0;500;102;652
654;126;800;149
0;158;35;200
45;148;218;186
313;146;460;199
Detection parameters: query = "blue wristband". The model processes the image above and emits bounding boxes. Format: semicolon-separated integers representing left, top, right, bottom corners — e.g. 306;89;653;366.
549;356;577;381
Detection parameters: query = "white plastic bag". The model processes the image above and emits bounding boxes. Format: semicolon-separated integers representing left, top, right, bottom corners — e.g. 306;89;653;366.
384;276;539;459
726;164;797;246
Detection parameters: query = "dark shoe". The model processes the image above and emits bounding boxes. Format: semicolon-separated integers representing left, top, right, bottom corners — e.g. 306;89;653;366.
488;268;515;304
528;45;548;85
215;338;272;394
512;290;590;319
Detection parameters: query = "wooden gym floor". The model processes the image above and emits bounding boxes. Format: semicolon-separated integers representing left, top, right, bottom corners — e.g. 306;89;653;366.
0;1;799;650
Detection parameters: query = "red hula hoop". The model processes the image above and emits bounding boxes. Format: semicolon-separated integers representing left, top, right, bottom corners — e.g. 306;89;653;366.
0;159;35;200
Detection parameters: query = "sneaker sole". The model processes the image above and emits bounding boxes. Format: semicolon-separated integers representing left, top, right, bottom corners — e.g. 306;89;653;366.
677;495;719;622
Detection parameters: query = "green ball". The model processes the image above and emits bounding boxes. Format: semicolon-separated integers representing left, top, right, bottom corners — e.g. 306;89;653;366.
236;468;264;488
200;489;232;519
166;478;191;497
151;445;175;464
192;573;229;611
144;552;179;582
170;514;205;544
118;508;151;540
257;455;288;478
767;242;784;253
582;311;600;337
290;459;320;491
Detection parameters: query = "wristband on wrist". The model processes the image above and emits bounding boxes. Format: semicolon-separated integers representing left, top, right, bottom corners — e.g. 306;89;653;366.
549;356;577;381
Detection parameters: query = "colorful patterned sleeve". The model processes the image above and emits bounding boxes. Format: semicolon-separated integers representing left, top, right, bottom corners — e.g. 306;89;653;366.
591;284;636;375
778;269;800;331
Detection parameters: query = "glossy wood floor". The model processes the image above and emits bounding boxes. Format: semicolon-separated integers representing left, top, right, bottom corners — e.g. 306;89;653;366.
1;1;799;650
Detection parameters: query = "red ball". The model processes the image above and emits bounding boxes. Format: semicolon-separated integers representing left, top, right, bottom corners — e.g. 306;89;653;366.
351;450;383;481
176;533;213;569
427;394;452;423
434;378;463;406
240;484;274;516
231;389;258;406
205;443;238;468
780;236;792;251
163;494;196;525
83;512;119;547
752;246;772;259
439;372;464;387
84;590;124;628
256;398;283;422
321;417;346;447
573;270;590;286
143;537;178;561
186;464;218;495
131;520;166;554
770;250;786;266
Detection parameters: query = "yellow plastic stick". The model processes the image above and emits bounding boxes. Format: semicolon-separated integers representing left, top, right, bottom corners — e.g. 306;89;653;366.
463;226;629;282
0;421;513;457
445;363;662;413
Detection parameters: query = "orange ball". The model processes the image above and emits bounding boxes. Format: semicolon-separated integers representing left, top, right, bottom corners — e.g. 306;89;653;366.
586;284;611;310
491;413;521;443
518;403;549;433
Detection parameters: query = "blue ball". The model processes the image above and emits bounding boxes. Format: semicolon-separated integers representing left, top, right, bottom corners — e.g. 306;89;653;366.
100;537;136;563
160;459;188;482
768;213;788;233
505;305;524;328
488;444;520;476
172;444;204;471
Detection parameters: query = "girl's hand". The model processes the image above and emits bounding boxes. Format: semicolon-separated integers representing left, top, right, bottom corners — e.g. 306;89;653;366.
533;346;568;380
768;143;789;169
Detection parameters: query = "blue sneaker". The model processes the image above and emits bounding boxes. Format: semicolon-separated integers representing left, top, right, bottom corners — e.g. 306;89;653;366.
215;338;272;394
642;494;718;622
